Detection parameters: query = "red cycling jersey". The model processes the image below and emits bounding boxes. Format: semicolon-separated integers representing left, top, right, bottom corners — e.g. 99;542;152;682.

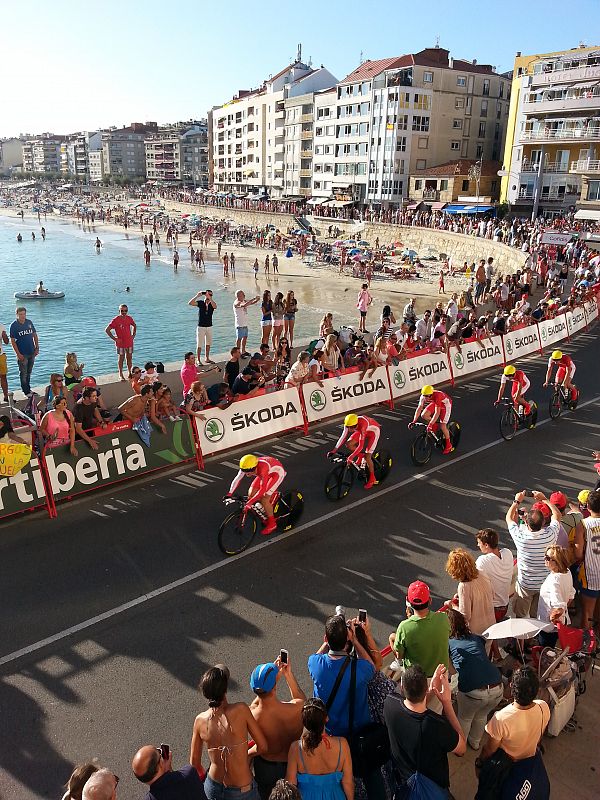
229;456;286;501
501;369;529;390
334;416;381;456
418;390;451;410
548;354;573;370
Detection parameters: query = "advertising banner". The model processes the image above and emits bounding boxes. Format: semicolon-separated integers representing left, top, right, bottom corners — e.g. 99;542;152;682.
194;387;305;455
0;418;195;519
302;367;391;423
537;315;569;349
389;353;451;399
584;296;598;323
565;306;587;338
503;323;542;361
540;232;574;246
447;336;505;378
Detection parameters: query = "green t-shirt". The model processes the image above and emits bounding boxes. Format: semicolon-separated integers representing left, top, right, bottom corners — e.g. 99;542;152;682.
393;611;450;677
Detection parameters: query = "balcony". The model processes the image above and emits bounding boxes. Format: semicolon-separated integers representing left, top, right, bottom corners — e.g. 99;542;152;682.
274;143;284;154
422;189;440;200
300;113;313;123
520;125;600;143
299;169;312;178
516;187;579;201
530;63;600;87
299;187;312;197
570;159;600;173
300;148;312;158
301;130;313;140
522;92;600;115
520;161;569;173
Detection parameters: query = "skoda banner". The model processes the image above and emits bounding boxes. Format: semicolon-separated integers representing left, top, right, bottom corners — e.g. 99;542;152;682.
389;352;451;399
537;315;569;348
302;367;391;423
565;307;587;338
0;419;196;520
503;323;542;362
194;387;305;455
448;336;504;378
584;296;598;323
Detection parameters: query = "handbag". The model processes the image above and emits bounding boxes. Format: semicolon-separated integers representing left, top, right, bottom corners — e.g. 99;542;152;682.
347;655;391;778
475;748;514;800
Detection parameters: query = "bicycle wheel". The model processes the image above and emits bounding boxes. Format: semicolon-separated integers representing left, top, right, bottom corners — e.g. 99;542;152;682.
218;511;258;555
549;390;562;420
411;432;433;466
324;464;354;501
373;449;392;482
499;407;518;441
449;421;461;449
276;491;304;531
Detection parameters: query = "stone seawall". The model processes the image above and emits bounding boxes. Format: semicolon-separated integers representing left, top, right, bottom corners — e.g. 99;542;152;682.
166;201;528;275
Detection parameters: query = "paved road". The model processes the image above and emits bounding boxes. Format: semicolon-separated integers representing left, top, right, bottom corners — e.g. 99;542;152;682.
1;330;599;799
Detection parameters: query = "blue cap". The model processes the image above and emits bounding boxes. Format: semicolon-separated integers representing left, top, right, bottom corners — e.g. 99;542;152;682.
250;662;279;693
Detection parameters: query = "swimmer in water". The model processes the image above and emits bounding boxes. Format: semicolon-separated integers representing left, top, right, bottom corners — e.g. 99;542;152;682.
31;232;36;241
126;287;131;292
17;234;22;242
95;238;102;251
41;227;46;240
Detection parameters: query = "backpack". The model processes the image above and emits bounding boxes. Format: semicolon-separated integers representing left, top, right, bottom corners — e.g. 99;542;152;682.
405;772;449;799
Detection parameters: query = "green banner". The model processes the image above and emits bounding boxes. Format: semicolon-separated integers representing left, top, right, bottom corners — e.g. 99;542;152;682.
0;419;196;519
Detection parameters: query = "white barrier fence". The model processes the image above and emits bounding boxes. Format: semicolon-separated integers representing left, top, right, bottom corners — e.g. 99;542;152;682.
187;297;599;460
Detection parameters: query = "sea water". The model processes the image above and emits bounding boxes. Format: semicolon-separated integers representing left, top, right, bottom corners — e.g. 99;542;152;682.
0;214;341;389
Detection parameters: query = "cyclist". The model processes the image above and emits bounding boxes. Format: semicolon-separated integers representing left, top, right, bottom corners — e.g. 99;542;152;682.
227;454;286;535
495;364;532;417
408;385;454;455
327;413;380;490
543;350;577;401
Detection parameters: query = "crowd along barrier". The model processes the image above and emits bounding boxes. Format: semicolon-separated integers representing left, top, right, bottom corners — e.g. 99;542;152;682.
2;291;598;522
0;417;196;520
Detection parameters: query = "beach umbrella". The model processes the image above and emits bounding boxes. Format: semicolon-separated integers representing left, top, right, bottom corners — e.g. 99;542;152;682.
482;618;554;640
402;248;418;258
352;254;363;261
349;248;361;255
333;240;345;246
358;240;370;246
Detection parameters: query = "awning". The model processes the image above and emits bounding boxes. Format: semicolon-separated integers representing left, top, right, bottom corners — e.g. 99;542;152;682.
430;202;447;210
444;203;494;214
328;200;354;208
282;194;304;200
306;197;327;205
574;208;600;221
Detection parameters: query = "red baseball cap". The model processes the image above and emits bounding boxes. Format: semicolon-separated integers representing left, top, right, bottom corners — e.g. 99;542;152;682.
532;501;551;519
81;376;97;387
407;580;431;606
549;491;568;510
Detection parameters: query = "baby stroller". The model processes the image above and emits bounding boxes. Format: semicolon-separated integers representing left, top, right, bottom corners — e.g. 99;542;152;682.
555;622;598;697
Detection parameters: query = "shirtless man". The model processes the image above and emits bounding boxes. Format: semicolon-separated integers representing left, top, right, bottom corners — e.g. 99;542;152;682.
249;657;305;800
115;384;153;423
191;665;267;800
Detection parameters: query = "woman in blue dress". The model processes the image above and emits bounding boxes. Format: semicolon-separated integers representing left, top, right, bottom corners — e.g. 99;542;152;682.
286;698;354;800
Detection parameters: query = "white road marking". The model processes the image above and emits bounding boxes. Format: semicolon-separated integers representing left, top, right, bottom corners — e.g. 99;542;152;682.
220;460;242;470
294;438;322;448
171;474;210;488
2;394;599;669
373;412;402;421
285;442;312;451
103;504;127;513
89;509;109;518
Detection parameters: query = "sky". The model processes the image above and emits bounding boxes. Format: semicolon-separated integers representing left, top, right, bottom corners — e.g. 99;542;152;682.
2;0;599;138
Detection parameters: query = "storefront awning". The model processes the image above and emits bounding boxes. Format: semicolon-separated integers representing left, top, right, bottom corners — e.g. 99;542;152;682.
574;208;600;221
444;203;494;214
306;197;327;205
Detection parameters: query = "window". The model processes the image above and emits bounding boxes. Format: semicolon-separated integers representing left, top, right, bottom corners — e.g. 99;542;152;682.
423;71;433;83
499;82;504;98
490;180;498;193
455;97;464;109
481;100;488;117
478;121;487;137
440;179;448;190
450;140;460;150
414;94;430;110
315;127;323;137
416;159;426;169
412;116;430;132
452;119;463;129
476;144;484;158
494;122;500;140
461;179;470;192
457;75;467;87
496;102;502;119
397;114;408;130
588;180;600;201
414;179;422;189
483;79;490;96
418;137;429;149
314;180;321;189
396;137;407;152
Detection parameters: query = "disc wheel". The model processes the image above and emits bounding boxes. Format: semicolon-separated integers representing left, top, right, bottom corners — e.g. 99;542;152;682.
499;407;519;441
549;390;562;420
324;464;354;501
218;511;258;556
411;432;433;466
373;449;392;482
276;491;304;530
449;421;461;449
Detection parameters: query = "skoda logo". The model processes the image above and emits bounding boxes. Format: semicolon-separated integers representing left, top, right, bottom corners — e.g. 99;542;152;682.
204;417;225;442
309;389;326;411
505;338;513;356
541;328;547;341
453;352;464;370
393;369;406;389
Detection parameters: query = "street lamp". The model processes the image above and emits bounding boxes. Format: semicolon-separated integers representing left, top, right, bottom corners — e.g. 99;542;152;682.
468;157;482;212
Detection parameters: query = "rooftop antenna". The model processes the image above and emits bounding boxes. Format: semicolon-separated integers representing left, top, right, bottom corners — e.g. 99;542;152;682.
435;35;440;48
359;49;364;64
297;43;302;63
308;55;313;67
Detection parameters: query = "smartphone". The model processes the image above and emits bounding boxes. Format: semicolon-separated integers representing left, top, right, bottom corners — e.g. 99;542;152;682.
160;743;170;761
358;609;367;623
279;649;288;665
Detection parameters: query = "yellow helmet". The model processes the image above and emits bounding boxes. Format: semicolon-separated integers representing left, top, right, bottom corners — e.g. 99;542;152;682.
551;350;563;360
504;365;516;376
344;413;359;427
239;454;259;471
578;490;590;505
421;385;434;396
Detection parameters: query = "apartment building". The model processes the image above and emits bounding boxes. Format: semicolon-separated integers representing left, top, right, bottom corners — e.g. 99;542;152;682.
501;45;600;219
327;48;511;208
145;121;208;187
0;138;23;174
310;88;337;202
60;131;102;178
22;136;64;173
89;149;105;182
408;159;501;206
102;122;157;178
209;60;336;197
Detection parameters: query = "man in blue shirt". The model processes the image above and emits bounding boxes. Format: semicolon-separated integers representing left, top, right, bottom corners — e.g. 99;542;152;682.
132;744;206;800
9;307;39;396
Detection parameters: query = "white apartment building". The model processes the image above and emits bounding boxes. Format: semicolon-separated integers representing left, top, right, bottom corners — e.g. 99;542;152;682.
210;60;336;197
22;137;63;173
60;131;102;178
145;121;208;187
502;46;600;218
89;149;105;182
310;89;337;202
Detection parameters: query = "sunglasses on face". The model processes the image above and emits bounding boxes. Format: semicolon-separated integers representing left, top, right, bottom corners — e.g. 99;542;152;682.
120;309;128;313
